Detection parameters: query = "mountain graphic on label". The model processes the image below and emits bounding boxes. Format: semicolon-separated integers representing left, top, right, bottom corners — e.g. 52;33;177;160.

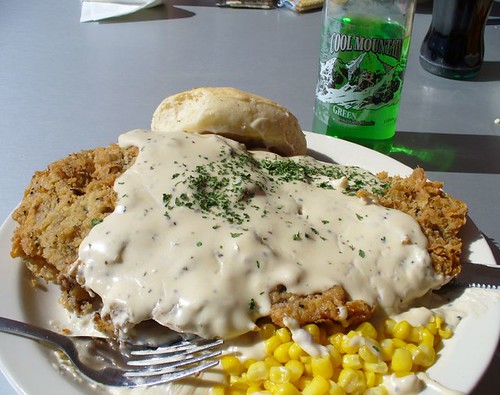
316;52;404;110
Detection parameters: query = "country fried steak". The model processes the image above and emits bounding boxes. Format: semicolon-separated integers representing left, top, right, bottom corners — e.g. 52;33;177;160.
10;144;467;336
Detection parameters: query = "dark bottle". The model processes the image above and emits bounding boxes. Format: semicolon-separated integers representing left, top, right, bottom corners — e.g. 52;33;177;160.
419;0;493;79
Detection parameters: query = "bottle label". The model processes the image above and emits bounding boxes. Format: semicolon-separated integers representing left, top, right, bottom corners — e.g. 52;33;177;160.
314;15;410;137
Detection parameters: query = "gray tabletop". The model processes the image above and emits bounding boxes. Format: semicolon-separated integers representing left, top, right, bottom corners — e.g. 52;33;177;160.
0;0;499;394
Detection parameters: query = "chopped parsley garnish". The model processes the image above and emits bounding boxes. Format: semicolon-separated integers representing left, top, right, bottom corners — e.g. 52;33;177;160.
159;148;387;228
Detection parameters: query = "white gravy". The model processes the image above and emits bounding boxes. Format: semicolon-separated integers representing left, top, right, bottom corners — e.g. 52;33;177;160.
77;130;444;339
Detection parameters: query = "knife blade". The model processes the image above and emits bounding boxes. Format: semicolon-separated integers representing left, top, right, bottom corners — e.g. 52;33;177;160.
449;263;500;289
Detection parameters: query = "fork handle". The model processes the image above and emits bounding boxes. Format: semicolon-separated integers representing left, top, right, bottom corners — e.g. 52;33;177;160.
0;316;70;349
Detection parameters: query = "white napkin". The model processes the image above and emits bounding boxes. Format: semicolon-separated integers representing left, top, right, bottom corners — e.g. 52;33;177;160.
80;0;164;22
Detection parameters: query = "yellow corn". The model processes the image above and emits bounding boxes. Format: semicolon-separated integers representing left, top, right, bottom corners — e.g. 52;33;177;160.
288;342;307;360
269;365;291;384
328;345;343;368
419;327;435;347
274;382;301;395
302;375;330;395
355;322;378;339
329;332;344;351
220;314;452;394
341;332;360;354
391;348;413;373
379;339;394;362
260;323;277;339
365;386;389;395
337;368;366;394
304;324;322;343
358;345;378;363
246;361;268;381
393;321;411;341
328;380;347;395
221;356;244;376
265;335;282;354
342;354;363;370
274;342;293;363
285;359;304;383
211;385;225;395
311;355;334;379
276;327;292;343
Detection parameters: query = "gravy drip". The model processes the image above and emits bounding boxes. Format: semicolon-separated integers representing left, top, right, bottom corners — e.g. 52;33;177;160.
77;130;443;339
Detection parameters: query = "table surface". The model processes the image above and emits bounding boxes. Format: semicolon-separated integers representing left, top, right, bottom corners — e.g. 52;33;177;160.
0;1;498;394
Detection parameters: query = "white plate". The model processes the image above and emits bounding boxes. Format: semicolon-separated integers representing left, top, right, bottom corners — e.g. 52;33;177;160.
0;132;498;395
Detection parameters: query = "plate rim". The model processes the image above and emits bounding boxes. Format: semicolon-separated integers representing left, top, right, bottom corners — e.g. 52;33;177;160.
0;132;498;394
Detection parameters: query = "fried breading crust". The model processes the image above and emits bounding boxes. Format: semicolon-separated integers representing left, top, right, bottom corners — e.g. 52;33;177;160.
10;147;466;334
269;285;374;328
377;168;467;277
11;144;137;320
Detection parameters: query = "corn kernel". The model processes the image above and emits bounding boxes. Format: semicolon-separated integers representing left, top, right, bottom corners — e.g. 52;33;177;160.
311;356;334;379
426;321;438;335
392;338;407;349
276;327;292;343
274;342;293;364
304;324;322;343
419;327;435;347
393;321;412;341
384;319;397;336
328;345;343;367
243;358;257;370
285;359;304;383
265;356;281;368
365;371;377;388
211;385;226;395
413;344;436;368
355;322;378;339
288;342;307;360
302;375;330;395
328;380;347;395
363;361;388;374
438;325;453;339
434;315;444;328
329;333;344;352
365;386;388;395
265;335;282;354
337;368;366;394
302;358;313;376
273;382;301;395
379;339;394;361
269;366;290;384
341;333;360;354
229;375;248;388
407;326;420;343
342;354;362;370
246;361;268;381
260;323;276;339
246;386;262;394
391;348;413;373
222;356;244;376
404;343;419;357
296;376;312;391
263;380;276;392
358;345;379;363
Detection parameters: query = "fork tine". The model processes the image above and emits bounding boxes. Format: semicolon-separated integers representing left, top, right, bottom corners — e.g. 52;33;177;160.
124;360;220;387
127;349;222;371
130;338;223;357
128;339;223;365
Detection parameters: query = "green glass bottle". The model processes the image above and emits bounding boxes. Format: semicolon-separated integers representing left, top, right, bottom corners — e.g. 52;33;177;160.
313;1;416;141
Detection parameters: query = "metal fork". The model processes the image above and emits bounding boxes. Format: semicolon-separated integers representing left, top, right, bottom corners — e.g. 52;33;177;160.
0;317;223;387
